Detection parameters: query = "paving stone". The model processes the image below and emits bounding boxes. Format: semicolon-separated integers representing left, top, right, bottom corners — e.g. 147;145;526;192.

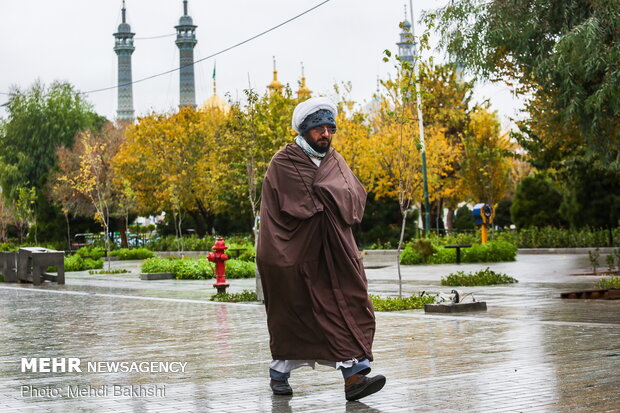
0;254;618;411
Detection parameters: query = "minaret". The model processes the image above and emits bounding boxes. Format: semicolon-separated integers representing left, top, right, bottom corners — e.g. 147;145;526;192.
267;57;284;95
176;0;197;109
296;62;311;100
396;5;414;64
113;1;135;121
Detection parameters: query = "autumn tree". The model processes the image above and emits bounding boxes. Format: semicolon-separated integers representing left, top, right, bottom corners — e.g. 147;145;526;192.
350;59;460;295
54;123;127;264
332;82;372;173
417;62;474;230
458;108;514;209
114;107;229;245
223;87;296;230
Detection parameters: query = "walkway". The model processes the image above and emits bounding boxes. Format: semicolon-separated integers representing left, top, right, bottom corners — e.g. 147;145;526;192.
0;254;618;412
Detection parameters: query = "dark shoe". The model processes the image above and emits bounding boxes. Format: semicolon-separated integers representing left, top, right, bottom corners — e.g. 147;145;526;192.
270;379;293;396
344;374;386;401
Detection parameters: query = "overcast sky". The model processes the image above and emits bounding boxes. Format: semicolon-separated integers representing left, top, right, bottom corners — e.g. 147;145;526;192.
0;0;523;128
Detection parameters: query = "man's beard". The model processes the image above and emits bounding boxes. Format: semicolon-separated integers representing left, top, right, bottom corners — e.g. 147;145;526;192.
306;137;331;153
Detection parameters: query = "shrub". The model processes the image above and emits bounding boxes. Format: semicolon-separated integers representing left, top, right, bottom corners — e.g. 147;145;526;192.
64;254;103;272
400;244;423;265
145;235;213;252
145;235;258;258
173;259;214;279
462;241;517;263
441;268;518;286
225;260;256;279
110;248;155;260
428;231;480;246
370;294;438;311
597;276;620;289
140;257;256;280
75;246;106;260
412;239;436;258
141;257;176;274
606;254;616;273
141;257;212;280
496;227;620;248
0;242;18;252
210;290;259;302
427;246;457;264
400;239;438;264
88;269;130;275
227;242;256;262
400;240;516;264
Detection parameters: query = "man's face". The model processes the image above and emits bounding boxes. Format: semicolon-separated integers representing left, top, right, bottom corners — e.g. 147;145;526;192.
303;124;336;153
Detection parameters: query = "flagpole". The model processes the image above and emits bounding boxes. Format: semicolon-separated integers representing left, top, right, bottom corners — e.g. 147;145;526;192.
212;61;217;95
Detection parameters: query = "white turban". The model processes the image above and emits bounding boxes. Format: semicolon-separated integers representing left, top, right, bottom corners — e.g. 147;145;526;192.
291;97;338;134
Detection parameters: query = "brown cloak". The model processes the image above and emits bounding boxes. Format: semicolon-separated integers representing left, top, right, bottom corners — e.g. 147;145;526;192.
257;143;375;362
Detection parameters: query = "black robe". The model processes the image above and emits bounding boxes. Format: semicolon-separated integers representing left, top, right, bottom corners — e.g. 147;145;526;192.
257;143;375;362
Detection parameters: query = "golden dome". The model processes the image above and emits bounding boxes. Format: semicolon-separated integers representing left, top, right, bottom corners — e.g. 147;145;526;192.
296;62;311;100
199;93;230;113
267;56;284;95
297;76;311;100
268;70;284;94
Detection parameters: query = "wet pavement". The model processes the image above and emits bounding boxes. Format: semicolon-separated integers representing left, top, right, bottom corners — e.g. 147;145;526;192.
0;253;618;412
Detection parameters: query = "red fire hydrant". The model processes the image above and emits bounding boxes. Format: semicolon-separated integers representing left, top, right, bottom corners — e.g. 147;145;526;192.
208;237;230;294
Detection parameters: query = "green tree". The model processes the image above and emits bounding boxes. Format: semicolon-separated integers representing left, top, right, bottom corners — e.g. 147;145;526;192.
511;174;565;229
13;187;37;243
428;0;620;153
0;190;14;242
0;81;105;241
493;199;513;229
0;81;104;199
453;204;475;231
559;156;620;229
428;0;620;232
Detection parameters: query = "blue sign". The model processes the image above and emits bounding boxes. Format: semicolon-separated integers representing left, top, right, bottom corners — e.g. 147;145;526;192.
472;203;493;225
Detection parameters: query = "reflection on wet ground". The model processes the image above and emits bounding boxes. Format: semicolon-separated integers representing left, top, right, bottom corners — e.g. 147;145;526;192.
0;254;618;412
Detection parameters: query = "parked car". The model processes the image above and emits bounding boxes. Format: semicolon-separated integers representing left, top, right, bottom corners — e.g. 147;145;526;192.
71;233;95;249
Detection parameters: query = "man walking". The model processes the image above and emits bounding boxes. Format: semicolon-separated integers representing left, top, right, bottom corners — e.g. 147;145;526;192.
256;96;386;401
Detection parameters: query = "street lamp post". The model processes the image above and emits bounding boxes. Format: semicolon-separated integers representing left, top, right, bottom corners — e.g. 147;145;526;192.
409;0;431;235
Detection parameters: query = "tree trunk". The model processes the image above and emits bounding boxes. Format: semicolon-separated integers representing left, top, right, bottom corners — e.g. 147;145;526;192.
104;221;111;271
33;204;38;245
446;207;455;234
120;218;128;248
396;208;408;298
430;199;445;235
193;198;213;237
187;209;206;238
65;212;71;251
